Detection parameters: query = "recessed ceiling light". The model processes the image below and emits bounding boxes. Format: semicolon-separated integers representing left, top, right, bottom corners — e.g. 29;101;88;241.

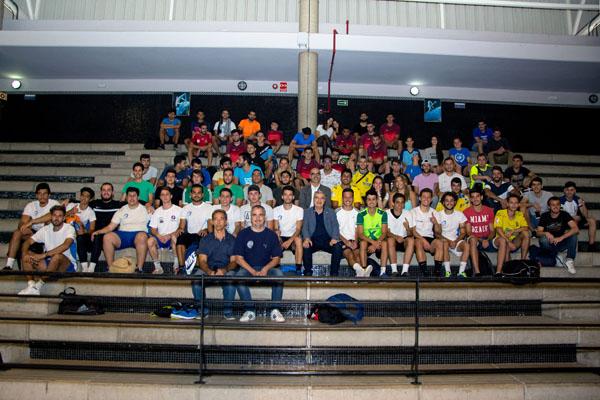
409;86;419;96
11;80;21;89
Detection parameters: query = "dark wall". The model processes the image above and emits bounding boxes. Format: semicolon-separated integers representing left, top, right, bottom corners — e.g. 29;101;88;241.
0;93;596;154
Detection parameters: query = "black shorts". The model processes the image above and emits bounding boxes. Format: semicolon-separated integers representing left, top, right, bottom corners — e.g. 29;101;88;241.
178;233;201;248
421;236;435;245
29;242;44;254
394;241;407;252
577;213;589;229
280;236;297;253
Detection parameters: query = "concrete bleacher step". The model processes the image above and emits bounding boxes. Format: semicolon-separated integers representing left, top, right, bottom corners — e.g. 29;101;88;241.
0;368;598;400
0;143;146;151
1;312;599;348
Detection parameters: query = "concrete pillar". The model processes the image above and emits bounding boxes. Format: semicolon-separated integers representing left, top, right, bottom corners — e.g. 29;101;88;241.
297;0;319;132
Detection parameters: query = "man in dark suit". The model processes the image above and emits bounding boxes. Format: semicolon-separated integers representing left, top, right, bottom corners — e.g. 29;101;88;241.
299;167;332;209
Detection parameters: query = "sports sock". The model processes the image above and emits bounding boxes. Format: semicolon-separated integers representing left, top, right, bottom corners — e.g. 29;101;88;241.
443;261;451;273
459;261;467;274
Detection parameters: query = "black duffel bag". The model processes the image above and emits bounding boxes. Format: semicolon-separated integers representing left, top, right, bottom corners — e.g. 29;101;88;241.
58;287;104;315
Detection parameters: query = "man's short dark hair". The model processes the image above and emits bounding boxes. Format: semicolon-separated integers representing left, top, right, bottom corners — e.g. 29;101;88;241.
191;169;203;179
173;155;186;165
191;184;204;193
140;154;151;160
49;205;66;216
239;153;251;164
168;108;176;114
165;168;177;177
35;183;51;193
282;185;295;196
492;166;503;174
441;191;458;203
125;187;140;196
302;127;312;136
219;156;232;166
159;186;172;196
365;188;378;199
223;167;234;174
280;170;292;178
219;187;232;197
392;192;405;203
80;187;95;198
192;158;202;166
547;196;561;206
342;188;355;197
531;177;543;185
507;193;521;202
512;154;524;161
341;168;353;177
564;181;577;189
132;162;144;170
450;177;462;186
100;182;114;191
420;188;433;197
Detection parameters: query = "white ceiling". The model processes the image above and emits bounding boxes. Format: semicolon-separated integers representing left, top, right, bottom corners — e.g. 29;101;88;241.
1;27;599;105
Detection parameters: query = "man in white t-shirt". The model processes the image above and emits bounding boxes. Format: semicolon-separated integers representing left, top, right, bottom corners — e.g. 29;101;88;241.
410;188;444;276
438;157;468;196
434;192;469;278
386;192;415;276
240;185;274;229
210;187;242;236
336;187;361;274
273;186;304;274
91;187;150;272
18;205;76;295
176;184;214;267
5;183;59;270
148;187;183;274
66;187;97;273
320;155;341;189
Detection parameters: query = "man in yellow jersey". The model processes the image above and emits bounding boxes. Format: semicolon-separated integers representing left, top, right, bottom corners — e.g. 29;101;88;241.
493;193;530;274
435;178;470;212
352;156;376;198
357;189;388;277
331;169;363;209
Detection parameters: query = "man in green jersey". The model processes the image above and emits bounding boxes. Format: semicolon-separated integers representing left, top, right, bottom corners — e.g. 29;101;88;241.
357;189;388;277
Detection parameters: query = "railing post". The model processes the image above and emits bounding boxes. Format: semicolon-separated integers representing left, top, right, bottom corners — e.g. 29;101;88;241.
196;274;206;384
411;274;421;385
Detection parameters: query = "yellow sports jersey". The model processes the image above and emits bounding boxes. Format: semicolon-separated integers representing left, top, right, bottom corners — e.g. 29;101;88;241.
493;209;528;241
331;184;363;207
351;171;376;197
435;195;470;212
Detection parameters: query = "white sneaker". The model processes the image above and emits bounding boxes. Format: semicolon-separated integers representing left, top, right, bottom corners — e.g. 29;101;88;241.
153;265;164;275
352;263;363;277
270;309;285;323
18;284;40;296
239;311;256;322
565;259;576;275
364;265;373;277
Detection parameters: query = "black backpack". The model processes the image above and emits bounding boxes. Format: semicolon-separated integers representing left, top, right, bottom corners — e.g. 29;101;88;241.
58;287;104;315
502;260;540;284
529;245;557;267
309;304;347;325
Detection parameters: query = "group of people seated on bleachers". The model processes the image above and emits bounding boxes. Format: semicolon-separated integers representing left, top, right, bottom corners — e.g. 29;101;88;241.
5;111;597;310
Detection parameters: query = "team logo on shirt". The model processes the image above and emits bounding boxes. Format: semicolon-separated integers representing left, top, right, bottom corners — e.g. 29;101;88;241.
123;213;129;219
171;215;177;220
159;218;164;224
247;240;254;249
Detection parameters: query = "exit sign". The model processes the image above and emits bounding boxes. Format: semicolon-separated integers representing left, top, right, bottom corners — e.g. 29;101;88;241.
337;99;348;107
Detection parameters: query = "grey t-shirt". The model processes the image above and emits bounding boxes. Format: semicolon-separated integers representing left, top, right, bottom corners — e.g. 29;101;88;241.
523;189;553;214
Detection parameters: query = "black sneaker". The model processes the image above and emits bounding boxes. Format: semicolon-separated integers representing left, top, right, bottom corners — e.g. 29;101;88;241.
493;272;503;279
401;271;409;277
391;271;400;277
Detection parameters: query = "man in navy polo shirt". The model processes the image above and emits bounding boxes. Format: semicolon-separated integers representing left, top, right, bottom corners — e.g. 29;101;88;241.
191;209;238;319
159;109;181;150
232;205;285;323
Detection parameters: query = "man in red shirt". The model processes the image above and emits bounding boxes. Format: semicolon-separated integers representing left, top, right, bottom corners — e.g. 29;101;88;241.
379;113;401;152
296;147;321;186
359;122;377;157
186;123;213;166
226;130;246;164
367;134;388;174
464;189;505;276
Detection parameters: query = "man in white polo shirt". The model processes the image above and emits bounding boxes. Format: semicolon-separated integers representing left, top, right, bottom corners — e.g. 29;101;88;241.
176;184;213;268
18;205;76;295
92;187;149;272
148;187;183;274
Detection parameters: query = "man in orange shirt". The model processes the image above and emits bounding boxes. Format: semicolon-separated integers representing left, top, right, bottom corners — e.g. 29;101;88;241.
238;110;261;142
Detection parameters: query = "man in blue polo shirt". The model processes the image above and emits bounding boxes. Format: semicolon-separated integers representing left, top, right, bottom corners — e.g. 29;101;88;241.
232;205;285;323
288;127;320;162
186;209;238;319
472;119;493;154
159;109;181;150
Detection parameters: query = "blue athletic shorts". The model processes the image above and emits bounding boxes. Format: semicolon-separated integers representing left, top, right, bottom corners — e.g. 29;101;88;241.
116;231;146;250
44;257;75;272
152;235;172;249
